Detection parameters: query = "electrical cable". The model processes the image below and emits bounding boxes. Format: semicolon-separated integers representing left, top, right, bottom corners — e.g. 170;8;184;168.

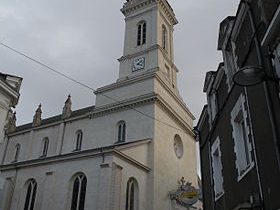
0;42;189;133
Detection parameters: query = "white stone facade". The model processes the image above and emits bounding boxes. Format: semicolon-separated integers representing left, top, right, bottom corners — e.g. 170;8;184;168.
0;1;199;210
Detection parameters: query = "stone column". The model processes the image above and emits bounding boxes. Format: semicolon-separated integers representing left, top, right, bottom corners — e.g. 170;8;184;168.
110;162;123;210
1;177;15;210
40;171;55;210
96;162;123;210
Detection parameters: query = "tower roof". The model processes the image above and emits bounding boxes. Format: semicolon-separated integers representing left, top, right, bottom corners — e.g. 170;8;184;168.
121;0;178;25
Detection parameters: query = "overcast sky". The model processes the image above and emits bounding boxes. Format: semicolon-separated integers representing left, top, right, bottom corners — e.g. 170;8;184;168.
0;0;239;126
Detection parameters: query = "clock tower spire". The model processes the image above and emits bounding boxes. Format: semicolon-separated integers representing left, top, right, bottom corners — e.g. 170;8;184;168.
118;0;179;89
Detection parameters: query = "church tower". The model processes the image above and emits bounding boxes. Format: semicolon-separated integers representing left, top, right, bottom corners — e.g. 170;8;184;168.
119;0;179;89
95;0;198;209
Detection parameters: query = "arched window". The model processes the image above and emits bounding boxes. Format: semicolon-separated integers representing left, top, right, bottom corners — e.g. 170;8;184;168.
41;137;49;157
75;130;83;151
14;144;20;162
137;21;146;46
24;179;37;210
125;178;138;210
117;121;126;143
162;25;168;50
70;174;87;210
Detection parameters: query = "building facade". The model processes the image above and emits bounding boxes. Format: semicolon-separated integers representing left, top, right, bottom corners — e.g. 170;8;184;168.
0;1;199;210
197;0;280;210
0;72;22;208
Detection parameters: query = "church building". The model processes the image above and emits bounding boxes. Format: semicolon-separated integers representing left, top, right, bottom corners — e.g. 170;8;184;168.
0;0;198;209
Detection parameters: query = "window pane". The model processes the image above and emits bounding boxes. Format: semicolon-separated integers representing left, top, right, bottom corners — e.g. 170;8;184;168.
118;124;122;142
125;181;130;210
241;120;250;166
129;183;134;210
30;183;37;210
71;178;80;210
142;23;146;44
137;25;142;46
122;123;126;142
24;183;32;210
79;177;87;210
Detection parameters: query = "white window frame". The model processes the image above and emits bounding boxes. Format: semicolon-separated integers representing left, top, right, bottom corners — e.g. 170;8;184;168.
231;94;254;181
207;90;218;123
223;44;237;91
272;43;280;96
211;137;224;200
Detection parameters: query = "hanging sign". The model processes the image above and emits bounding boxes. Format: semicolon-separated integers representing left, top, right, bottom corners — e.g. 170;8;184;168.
170;177;201;209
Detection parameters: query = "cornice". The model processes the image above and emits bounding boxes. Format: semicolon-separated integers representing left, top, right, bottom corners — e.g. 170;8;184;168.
155;95;195;138
8;93;157;136
121;0;178;25
90;93;157;118
0;80;20;107
118;44;159;62
154;73;195;120
95;71;156;94
118;44;178;73
0;139;151;172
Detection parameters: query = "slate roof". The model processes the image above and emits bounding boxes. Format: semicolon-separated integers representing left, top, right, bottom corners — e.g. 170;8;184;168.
15;106;95;133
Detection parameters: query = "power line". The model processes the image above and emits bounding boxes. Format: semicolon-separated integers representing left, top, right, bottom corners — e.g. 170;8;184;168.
0;42;187;133
0;42;94;91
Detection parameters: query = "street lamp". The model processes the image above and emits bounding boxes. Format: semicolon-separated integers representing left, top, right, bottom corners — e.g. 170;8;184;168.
233;66;279;86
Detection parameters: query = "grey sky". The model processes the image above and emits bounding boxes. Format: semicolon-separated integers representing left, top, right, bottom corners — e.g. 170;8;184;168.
0;0;239;125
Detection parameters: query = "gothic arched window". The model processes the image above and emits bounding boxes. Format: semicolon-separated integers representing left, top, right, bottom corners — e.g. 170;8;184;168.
125;178;138;210
162;25;168;50
75;130;83;151
14;144;20;162
41;137;49;157
137;21;146;46
24;179;37;210
117;121;126;143
70;173;87;210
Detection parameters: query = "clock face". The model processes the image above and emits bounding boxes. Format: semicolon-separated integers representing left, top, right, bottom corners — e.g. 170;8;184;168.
132;57;145;72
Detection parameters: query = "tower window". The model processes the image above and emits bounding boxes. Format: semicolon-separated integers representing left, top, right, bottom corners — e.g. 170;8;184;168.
75;130;83;151
162;25;168;50
137;21;146;46
24;179;37;210
70;174;87;210
41;137;49;157
125;178;138;210
117;121;126;143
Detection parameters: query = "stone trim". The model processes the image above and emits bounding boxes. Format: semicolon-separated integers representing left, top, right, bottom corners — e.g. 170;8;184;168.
7;94;157;136
155;95;195;137
0;79;20;106
0;138;151;172
121;0;178;25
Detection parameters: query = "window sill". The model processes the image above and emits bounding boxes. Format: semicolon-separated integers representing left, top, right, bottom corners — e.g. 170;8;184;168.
72;149;81;153
237;162;254;182
214;191;224;201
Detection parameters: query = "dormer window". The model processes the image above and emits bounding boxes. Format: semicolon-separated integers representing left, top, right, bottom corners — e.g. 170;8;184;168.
137;21;146;46
162;25;168;50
